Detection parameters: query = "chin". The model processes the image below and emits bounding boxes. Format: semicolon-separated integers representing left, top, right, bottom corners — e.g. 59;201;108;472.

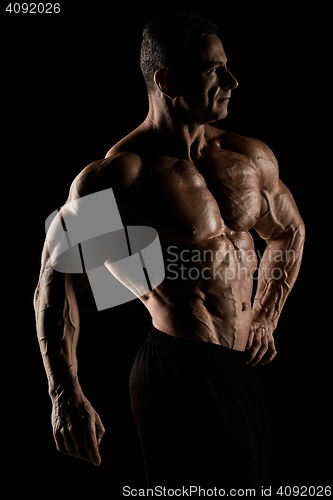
206;102;229;122
187;104;228;125
216;102;229;119
216;110;228;120
207;109;228;123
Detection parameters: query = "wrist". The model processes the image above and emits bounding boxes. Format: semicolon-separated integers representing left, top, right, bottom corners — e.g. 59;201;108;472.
48;372;82;401
252;309;277;332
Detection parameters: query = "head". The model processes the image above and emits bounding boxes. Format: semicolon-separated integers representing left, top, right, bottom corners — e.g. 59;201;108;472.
140;13;238;125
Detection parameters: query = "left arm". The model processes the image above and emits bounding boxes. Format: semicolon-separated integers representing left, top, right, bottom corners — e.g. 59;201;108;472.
247;151;305;366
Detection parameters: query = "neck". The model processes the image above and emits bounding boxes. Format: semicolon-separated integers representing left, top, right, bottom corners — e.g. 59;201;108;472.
142;97;207;163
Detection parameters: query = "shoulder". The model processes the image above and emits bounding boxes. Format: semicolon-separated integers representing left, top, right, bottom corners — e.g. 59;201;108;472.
214;128;274;162
216;129;279;192
68;152;143;201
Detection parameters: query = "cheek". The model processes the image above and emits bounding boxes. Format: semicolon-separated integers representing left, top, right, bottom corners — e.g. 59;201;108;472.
178;76;206;105
182;86;216;111
207;86;219;106
193;83;219;109
179;93;204;112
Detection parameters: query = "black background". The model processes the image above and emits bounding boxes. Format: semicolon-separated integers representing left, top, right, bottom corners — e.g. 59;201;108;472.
3;3;329;496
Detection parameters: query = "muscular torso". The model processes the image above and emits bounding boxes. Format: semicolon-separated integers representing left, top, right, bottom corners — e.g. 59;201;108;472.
82;125;267;350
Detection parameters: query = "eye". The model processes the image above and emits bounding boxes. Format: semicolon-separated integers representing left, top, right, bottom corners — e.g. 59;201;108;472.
208;67;218;75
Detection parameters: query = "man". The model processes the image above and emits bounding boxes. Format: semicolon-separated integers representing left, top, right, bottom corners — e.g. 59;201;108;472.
34;13;305;488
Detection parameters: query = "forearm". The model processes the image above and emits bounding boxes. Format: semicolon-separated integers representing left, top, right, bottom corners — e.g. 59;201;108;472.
253;222;305;328
34;266;81;398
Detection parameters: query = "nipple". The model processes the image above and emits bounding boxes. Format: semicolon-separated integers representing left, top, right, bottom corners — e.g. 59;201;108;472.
191;227;198;236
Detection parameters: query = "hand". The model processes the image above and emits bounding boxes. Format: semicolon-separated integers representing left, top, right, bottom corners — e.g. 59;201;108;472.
51;387;105;465
246;319;277;367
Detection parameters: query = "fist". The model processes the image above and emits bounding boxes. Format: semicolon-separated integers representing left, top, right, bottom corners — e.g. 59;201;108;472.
51;389;106;466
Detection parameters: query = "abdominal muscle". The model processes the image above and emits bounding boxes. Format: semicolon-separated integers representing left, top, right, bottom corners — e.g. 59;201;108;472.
139;230;257;351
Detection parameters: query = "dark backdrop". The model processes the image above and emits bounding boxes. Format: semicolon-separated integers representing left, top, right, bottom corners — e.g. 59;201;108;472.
3;4;328;496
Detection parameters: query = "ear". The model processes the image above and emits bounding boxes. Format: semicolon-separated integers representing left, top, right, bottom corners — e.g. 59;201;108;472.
154;68;177;99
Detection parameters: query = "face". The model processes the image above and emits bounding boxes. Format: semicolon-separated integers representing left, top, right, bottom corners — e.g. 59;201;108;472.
175;34;238;124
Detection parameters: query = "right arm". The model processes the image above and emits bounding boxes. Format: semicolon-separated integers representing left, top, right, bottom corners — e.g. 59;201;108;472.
34;154;135;464
34;228;105;465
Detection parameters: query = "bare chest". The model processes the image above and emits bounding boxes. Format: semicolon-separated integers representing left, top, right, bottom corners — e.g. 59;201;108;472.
197;148;261;232
130;150;261;244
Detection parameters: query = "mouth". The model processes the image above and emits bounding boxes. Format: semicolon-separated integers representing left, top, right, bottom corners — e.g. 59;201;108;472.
217;97;230;104
216;93;231;102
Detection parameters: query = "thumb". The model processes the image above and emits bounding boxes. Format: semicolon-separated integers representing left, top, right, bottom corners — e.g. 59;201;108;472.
246;324;255;349
95;412;106;444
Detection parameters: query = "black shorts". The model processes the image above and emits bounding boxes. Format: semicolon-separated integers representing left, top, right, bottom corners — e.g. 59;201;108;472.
129;324;272;488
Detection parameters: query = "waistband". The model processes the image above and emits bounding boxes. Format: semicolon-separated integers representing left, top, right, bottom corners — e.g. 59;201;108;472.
147;324;249;364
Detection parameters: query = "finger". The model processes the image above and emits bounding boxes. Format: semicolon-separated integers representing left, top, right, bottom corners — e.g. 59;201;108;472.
67;426;92;462
246;325;255;349
251;341;268;367
61;427;78;458
250;331;269;367
261;344;277;365
54;428;68;455
84;424;102;466
246;331;262;364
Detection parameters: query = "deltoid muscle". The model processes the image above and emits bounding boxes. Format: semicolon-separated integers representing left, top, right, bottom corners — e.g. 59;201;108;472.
45;188;165;310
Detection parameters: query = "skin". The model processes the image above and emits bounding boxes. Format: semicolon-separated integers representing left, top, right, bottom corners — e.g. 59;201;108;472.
34;34;305;465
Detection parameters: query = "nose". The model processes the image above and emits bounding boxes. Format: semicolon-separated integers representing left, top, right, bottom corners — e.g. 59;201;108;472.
218;67;238;90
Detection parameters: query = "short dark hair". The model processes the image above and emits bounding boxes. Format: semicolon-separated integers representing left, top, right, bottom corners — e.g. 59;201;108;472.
140;13;219;91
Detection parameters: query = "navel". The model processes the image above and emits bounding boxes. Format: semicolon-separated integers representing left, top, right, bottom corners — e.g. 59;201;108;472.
242;302;249;311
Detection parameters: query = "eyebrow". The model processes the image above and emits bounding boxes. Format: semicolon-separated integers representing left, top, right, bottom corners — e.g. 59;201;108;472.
210;59;227;66
201;59;228;70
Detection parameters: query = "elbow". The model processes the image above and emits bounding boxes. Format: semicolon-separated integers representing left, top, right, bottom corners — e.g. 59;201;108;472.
292;219;305;255
299;219;306;243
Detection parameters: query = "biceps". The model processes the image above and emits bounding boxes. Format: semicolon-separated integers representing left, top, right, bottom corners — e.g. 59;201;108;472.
255;180;304;241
